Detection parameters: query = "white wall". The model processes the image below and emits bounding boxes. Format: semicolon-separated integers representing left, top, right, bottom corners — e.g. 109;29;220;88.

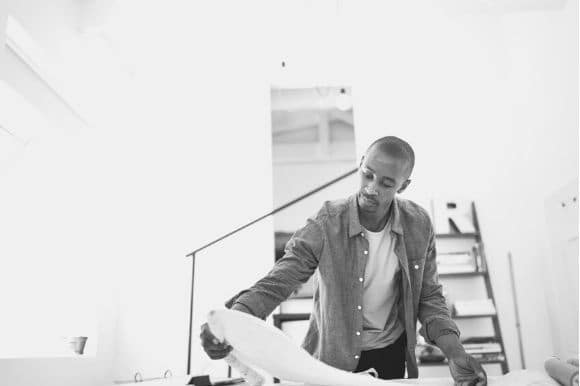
273;160;357;232
544;179;579;360
272;138;358;232
0;1;116;385
108;75;275;382
0;1;277;383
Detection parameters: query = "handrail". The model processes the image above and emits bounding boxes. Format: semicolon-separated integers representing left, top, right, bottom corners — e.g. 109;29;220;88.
186;167;358;257
186;166;358;375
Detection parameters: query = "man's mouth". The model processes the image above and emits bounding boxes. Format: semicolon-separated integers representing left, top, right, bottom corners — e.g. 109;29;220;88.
360;192;378;205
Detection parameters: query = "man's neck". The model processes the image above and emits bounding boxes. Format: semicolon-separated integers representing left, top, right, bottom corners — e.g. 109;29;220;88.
359;200;393;232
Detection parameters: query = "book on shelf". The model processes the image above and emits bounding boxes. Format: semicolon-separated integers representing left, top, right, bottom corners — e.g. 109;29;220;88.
453;299;496;316
437;251;477;274
464;342;503;354
416;343;445;363
461;338;504;358
470;353;505;362
418;353;505;364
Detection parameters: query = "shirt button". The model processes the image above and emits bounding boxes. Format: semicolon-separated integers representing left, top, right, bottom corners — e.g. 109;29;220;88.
354;355;360;359
357;305;362;310
356;331;361;336
360;232;364;237
359;277;363;282
363;250;368;255
414;264;419;269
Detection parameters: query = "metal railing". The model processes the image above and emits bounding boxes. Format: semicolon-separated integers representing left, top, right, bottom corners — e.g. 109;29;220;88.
186;167;358;374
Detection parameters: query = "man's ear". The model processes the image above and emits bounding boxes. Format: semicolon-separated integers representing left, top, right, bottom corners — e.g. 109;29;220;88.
397;179;411;194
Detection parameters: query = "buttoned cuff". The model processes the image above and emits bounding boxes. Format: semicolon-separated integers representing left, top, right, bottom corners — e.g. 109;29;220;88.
225;290;268;320
420;316;460;345
224;290;249;309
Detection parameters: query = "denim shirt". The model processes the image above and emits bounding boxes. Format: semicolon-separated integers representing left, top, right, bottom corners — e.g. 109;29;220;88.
226;194;459;378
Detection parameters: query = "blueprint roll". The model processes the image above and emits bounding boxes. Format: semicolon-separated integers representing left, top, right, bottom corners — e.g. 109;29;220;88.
568;358;580;368
545;357;579;386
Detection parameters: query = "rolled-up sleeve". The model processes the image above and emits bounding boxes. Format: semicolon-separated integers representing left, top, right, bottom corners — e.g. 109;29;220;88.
418;226;460;344
225;218;324;319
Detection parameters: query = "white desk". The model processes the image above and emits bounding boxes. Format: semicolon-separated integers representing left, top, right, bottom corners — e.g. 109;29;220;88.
126;370;558;386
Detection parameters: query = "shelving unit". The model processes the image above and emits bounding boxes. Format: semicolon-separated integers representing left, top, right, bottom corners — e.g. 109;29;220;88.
420;202;508;374
440;271;486;278
272;202;508;375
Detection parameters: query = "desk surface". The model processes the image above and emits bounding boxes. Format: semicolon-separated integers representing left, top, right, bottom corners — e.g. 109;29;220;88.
128;370;558;386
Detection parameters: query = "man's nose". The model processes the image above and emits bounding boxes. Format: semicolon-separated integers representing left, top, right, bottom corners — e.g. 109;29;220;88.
364;183;379;196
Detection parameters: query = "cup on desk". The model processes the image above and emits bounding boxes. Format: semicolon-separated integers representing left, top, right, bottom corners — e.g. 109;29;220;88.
68;336;88;355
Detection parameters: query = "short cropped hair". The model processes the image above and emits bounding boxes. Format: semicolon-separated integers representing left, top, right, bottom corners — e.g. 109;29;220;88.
366;136;415;178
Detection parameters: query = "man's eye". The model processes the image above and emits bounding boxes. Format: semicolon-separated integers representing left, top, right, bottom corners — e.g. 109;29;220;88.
383;183;394;188
363;173;373;179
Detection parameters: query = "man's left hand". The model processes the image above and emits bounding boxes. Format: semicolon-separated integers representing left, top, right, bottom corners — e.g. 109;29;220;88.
448;352;487;386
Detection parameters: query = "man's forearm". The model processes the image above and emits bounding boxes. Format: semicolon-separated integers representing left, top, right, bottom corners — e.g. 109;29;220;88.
434;333;466;359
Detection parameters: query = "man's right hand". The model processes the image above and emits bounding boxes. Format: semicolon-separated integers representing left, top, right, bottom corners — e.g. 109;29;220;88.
200;322;233;360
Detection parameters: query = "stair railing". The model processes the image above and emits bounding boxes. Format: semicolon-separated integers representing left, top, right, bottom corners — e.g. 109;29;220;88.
186;167;358;374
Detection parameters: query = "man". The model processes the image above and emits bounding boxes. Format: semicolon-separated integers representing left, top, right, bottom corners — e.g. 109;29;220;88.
201;136;487;385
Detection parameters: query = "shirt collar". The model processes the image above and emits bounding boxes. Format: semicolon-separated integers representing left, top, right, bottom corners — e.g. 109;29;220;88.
391;197;403;235
348;194;403;237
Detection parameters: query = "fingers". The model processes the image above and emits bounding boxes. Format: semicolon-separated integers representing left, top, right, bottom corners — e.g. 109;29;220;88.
201;337;232;351
471;360;487;384
199;323;233;360
455;378;485;386
200;323;224;345
200;323;216;341
469;358;487;385
454;373;487;386
455;380;477;386
452;355;487;386
205;344;233;360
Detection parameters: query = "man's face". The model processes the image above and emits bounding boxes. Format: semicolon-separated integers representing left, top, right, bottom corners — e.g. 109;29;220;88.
357;147;411;215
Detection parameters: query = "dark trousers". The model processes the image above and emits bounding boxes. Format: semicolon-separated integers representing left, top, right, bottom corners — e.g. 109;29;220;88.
354;332;407;380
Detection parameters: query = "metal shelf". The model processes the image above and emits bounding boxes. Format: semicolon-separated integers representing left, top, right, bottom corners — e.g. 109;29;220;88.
435;232;480;239
418;358;506;367
439;271;486;278
453;314;497;319
273;313;310;328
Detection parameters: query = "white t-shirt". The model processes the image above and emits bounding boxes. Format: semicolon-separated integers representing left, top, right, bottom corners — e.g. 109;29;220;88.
361;219;405;350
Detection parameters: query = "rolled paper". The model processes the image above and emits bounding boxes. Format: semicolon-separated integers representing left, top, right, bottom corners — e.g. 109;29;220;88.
567;358;579;368
207;309;408;386
545;357;579;386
